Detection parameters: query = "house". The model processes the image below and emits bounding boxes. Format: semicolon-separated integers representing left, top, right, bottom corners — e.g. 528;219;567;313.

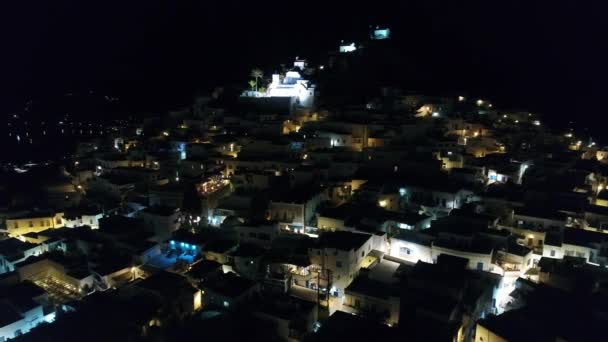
200;271;259;310
63;206;103;229
185;259;223;285
252;294;317;341
475;286;607;342
389;230;435;264
268;185;325;231
308;231;374;295
203;239;238;265
401;256;497;342
267;70;315;108
0;282;52;340
543;228;608;265
0;239;47;275
4;211;65;237
133;271;202;314
15;254;95;296
139;206;181;242
236;221;280;248
209;194;256;227
229;243;266;280
343;258;402;326
389;218;501;273
310;310;399;341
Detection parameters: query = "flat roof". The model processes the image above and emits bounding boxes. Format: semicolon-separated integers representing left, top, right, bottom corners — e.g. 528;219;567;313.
315;231;371;251
202;272;257;298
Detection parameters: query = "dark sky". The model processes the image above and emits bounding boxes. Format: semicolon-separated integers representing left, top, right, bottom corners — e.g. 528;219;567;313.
1;1;606;126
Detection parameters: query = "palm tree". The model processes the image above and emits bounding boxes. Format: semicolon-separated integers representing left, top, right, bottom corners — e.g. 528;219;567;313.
250;68;263;91
248;80;256;92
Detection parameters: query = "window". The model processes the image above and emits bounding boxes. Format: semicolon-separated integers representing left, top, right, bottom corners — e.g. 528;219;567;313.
336;261;343;268
29;221;34;228
40;220;44;227
13;222;18;229
476;262;484;270
317;250;321;256
361;251;364;257
527;259;531;266
576;252;585;258
223;301;229;308
550;250;555;257
527;238;533;246
537;239;543;246
399;247;412;257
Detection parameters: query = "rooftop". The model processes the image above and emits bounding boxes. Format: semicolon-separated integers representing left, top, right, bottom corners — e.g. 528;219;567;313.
315;231;371;251
134;270;196;299
253;294;316;321
202;272;257;298
345;276;399;299
313;310;399;341
0;238;39;261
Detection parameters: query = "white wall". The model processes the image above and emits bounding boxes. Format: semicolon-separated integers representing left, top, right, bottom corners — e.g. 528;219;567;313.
309;236;373;293
0;305;45;340
389;238;433;264
432;246;493;271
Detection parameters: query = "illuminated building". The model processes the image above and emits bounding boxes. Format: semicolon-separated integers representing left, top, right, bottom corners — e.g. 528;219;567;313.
267;70;316;108
4;211;66;238
370;26;391;40
308;231;374;296
0;282;55;340
339;41;357;53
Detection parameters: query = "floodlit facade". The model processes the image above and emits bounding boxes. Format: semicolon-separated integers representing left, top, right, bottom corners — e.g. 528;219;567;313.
5;212;65;237
267;71;315;108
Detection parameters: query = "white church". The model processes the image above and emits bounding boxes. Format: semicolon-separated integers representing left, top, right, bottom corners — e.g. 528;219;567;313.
244;58;316;108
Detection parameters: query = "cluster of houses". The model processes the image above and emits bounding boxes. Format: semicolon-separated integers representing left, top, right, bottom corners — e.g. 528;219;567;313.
1;51;608;341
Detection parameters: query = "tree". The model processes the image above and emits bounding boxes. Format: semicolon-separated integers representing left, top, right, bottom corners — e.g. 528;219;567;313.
248;79;256;91
250;68;263;91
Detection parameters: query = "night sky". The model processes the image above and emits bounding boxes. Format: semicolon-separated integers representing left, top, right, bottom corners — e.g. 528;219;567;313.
1;1;606;128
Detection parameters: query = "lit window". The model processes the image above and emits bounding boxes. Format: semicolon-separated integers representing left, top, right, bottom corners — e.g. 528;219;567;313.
223;301;229;308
